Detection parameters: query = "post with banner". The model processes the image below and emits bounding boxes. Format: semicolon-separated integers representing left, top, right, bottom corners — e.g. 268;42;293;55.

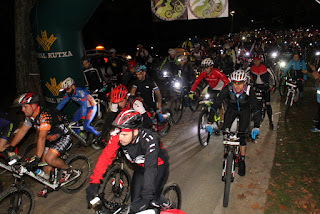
30;0;102;112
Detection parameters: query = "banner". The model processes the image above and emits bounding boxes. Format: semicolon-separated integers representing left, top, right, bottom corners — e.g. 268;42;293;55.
151;0;228;22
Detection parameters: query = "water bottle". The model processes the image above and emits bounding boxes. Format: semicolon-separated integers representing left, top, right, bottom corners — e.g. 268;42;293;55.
35;169;49;180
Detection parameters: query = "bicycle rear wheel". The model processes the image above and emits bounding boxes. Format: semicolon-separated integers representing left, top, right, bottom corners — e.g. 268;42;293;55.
61;155;91;193
100;165;131;210
22;143;37;161
162;183;181;210
223;152;233;207
170;96;184;124
0;186;34;214
198;109;211;147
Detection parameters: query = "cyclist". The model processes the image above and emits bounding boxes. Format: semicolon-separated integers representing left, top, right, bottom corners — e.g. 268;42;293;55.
248;56;276;130
86;110;169;213
99;84;153;141
106;48;123;81
190;43;204;67
130;65;164;122
136;44;153;65
57;77;100;137
282;53;308;98
211;70;261;176
159;48;179;76
215;49;234;77
8;93;73;196
81;55;105;92
122;59;137;88
177;55;196;84
189;58;229;131
0;111;16;154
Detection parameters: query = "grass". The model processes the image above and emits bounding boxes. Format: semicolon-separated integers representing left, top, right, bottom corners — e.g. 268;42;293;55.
265;88;320;213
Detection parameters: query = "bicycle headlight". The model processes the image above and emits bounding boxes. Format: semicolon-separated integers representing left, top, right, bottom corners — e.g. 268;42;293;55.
163;70;168;77
316;51;320;56
174;81;181;89
205;93;210;99
245;52;250;57
279;61;286;68
125;55;132;60
271;52;278;58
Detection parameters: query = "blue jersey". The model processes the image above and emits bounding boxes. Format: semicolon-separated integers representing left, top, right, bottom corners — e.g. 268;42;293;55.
283;59;307;76
57;87;96;119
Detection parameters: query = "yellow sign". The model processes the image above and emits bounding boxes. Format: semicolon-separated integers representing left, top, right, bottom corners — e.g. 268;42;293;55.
36;30;57;51
45;78;62;96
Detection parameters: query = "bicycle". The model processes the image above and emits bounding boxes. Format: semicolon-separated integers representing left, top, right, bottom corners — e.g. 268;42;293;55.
151;108;173;137
197;88;223;147
0;150;91;213
202;0;223;18
90;88;109;120
170;77;200;124
253;85;268;122
221;129;242;207
64;117;105;150
90;182;182;214
164;0;184;18
284;77;300;118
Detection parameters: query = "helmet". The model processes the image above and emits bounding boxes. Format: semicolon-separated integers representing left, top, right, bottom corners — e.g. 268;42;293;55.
110;84;128;103
18;93;39;105
112;110;142;129
135;65;147;72
109;48;116;53
201;58;214;68
60;77;75;91
178;55;188;62
127;59;137;69
230;70;247;82
81;55;91;63
168;48;176;55
194;43;200;48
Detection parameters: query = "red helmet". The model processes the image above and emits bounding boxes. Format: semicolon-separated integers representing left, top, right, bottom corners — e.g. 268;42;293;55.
127;59;136;69
112;110;142;129
18;93;39;105
110;85;128;103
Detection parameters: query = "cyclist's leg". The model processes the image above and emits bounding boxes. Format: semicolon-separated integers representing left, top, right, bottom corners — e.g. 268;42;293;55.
222;108;238;131
0;122;15;152
73;109;82;135
83;106;100;136
152;161;169;205
265;90;274;129
238;109;250;176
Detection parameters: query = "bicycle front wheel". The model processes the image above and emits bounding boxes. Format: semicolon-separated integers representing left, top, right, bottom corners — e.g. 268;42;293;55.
100;165;131;210
0;187;34;214
198;109;211;147
285;92;293;119
162;183;182;210
170;96;184;124
223;152;233;207
61;155;91;193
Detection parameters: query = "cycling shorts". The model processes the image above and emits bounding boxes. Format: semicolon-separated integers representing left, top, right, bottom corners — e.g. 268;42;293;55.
0;122;15;140
45;134;72;157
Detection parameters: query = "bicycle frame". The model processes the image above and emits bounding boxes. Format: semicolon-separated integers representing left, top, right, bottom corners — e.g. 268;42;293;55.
222;134;240;181
285;80;298;107
0;159;81;191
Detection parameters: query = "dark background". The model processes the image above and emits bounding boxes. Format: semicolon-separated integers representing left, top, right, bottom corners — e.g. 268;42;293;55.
2;0;320;110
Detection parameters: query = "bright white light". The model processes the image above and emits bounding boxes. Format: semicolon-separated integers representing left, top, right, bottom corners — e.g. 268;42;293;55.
245;52;250;56
242;36;245;40
316;51;320;56
271;52;278;58
205;94;210;99
280;61;286;68
126;55;132;60
151;46;154;50
174;81;181;89
163;71;168;76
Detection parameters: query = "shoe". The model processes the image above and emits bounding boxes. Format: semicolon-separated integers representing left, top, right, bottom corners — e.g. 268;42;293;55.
150;195;171;208
269;121;274;130
205;124;214;135
238;160;246;176
310;127;320;133
60;167;74;183
37;186;53;197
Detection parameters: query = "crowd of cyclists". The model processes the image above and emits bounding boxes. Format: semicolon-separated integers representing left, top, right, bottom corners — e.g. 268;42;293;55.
1;26;320;213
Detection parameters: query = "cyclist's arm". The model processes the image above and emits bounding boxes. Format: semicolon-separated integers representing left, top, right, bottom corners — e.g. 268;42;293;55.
301;60;308;73
282;60;292;77
190;71;205;92
212;85;229;110
141;136;160;201
80;95;89;120
130;85;137;96
36;129;49;158
56;95;70;111
267;68;276;86
132;100;152;128
217;70;230;88
154;88;162;110
9;123;31;147
89;134;119;184
159;57;168;71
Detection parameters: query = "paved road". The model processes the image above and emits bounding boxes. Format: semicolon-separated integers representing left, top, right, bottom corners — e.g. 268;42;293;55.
0;92;280;214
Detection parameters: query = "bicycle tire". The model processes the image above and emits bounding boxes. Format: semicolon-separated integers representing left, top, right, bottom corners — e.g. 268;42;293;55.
202;9;211;18
162;183;182;210
0;186;34;214
157;108;172;137
61;155;91;193
170;96;184;124
285;92;292;119
22;143;37;161
89;119;105;150
214;3;223;12
223;152;233;207
100;165;131;209
198;109;210;147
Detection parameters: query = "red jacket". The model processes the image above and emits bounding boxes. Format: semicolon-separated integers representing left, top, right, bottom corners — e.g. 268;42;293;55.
190;68;229;92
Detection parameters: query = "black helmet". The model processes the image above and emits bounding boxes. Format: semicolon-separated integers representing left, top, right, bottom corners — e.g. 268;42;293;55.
81;55;91;63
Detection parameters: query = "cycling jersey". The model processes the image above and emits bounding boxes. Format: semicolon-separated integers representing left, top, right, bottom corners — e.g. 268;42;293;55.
83;65;104;91
57;87;97;120
283;59;307;78
190;68;229;92
90;128;168;201
132;76;159;110
249;64;276;88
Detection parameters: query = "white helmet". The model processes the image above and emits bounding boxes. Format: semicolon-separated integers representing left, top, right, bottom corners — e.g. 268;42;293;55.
201;58;214;68
168;48;176;55
60;77;75;91
178;55;187;62
109;48;116;53
230;70;247;82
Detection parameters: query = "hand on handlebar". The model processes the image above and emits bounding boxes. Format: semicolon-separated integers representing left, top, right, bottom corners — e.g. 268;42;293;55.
25;155;40;171
156;109;164;123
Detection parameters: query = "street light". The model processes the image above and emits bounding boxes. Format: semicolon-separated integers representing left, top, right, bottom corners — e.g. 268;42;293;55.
230;10;235;34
